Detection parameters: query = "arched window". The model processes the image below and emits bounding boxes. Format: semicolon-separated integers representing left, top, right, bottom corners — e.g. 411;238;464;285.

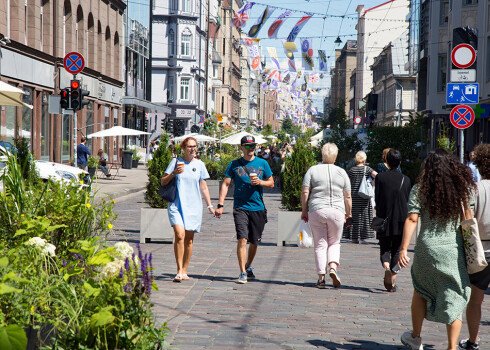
87;13;95;68
181;29;191;57
97;21;102;71
63;0;72;55
169;29;175;56
76;6;84;55
105;26;112;77
114;32;120;80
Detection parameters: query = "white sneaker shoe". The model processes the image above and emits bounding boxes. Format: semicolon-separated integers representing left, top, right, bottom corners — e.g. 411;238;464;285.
401;331;423;350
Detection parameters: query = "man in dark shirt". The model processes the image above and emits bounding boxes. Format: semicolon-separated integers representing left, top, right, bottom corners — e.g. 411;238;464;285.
76;137;91;170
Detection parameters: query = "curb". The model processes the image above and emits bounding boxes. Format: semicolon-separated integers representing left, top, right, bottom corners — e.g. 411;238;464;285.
97;186;146;201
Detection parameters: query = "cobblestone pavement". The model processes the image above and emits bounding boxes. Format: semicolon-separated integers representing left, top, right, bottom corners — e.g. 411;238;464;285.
111;186;490;350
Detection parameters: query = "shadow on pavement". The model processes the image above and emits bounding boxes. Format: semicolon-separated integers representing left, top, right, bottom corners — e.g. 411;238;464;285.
307;339;436;349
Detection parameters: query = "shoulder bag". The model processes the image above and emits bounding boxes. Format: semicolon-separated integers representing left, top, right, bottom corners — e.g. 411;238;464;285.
158;158;178;202
460;204;488;274
358;166;374;199
238;158;267;223
371;176;404;233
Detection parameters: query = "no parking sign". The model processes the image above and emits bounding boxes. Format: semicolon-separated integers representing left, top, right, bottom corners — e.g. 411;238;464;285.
450;105;475;129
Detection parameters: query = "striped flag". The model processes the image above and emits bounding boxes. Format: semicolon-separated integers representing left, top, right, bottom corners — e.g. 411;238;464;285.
248;7;275;38
268;10;292;39
287;14;313;42
232;2;255;27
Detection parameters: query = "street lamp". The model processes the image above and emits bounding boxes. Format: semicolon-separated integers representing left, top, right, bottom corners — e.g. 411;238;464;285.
334;36;342;45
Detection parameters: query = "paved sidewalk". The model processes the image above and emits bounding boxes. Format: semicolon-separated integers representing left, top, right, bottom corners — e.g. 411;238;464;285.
110;186;490;350
91;166;148;201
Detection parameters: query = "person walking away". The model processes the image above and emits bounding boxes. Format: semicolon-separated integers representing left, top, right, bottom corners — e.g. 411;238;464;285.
375;148;391;173
398;149;475;350
301;143;352;288
214;135;274;284
346;151;377;243
459;144;490;350
374;149;411;292
76;137;91;170
161;137;215;282
466;151;481;183
97;149;112;177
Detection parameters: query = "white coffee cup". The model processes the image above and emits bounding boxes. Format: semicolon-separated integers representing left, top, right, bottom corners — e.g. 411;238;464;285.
249;172;257;181
177;161;185;172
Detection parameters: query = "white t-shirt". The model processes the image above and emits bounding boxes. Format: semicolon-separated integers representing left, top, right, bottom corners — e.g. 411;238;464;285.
302;164;351;214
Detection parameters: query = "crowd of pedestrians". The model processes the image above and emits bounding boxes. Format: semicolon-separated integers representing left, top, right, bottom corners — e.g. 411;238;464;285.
159;135;489;350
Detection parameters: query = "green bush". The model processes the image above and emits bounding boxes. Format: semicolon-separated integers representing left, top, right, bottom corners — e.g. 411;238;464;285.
87;156;99;168
145;134;173;208
280;137;317;211
203;154;236;180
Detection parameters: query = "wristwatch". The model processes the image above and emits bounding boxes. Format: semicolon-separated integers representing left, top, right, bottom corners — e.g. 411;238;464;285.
217;204;224;209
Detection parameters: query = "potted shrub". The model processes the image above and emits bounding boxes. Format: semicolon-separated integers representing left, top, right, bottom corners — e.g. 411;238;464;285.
141;134;174;243
131;150;142;168
277;137;316;246
87;156;99;178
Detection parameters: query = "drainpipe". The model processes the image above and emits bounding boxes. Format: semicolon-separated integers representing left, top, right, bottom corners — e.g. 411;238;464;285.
395;80;403;126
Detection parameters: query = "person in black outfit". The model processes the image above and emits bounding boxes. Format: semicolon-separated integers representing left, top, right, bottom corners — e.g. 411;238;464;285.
374;149;411;292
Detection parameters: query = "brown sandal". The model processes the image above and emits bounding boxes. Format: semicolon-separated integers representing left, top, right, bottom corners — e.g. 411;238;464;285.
384;270;393;291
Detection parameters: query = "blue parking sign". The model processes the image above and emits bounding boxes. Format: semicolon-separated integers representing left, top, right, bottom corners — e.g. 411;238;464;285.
446;83;479;104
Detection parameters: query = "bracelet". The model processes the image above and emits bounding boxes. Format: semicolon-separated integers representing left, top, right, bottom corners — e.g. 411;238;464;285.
207;205;214;209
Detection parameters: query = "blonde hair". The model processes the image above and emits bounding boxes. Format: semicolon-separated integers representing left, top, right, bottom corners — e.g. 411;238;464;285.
355;151;367;164
322;143;338;163
382;148;390;163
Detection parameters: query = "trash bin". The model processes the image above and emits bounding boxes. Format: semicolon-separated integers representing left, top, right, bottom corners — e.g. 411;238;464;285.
122;150;133;169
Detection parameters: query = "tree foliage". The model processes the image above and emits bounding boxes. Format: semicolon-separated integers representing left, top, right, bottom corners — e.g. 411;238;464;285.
280;137;317;211
145;134;173;208
281;118;301;136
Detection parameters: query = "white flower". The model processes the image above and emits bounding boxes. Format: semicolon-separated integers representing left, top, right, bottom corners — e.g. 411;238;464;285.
101;260;125;279
25;237;56;257
114;242;134;259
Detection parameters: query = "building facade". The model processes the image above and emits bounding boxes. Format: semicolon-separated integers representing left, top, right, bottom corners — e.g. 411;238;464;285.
0;0;126;163
151;0;207;135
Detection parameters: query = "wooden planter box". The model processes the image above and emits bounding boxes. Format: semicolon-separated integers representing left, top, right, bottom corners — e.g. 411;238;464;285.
277;210;302;246
140;208;174;243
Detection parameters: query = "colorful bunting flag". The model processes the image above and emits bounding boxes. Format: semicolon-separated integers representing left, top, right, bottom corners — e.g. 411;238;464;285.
301;39;314;70
287;14;313;42
232;2;255;27
309;73;319;83
248;7;275;38
248;45;260;71
318;50;328;71
268;10;292;39
266;47;281;70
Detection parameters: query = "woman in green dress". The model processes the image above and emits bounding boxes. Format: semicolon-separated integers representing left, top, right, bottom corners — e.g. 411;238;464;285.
398;149;476;350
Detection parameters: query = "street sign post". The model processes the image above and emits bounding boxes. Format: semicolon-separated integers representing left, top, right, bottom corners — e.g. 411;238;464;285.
446;83;479;104
451;44;476;69
63;52;85;75
450;69;476;82
354;116;361;125
450;105;475;130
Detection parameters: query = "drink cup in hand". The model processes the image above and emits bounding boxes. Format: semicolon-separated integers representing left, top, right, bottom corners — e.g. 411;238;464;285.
177;161;185;172
249;172;257;184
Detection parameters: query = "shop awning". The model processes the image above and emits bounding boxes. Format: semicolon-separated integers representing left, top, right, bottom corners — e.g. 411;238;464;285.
212;48;222;64
121;97;171;113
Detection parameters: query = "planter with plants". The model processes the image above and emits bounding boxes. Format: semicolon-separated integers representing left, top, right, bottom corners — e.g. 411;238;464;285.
87;156;99;178
132;149;142;168
278;137;317;246
142;134;174;243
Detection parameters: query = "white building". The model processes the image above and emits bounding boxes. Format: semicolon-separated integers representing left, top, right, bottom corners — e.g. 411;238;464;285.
151;0;207;134
355;0;409;123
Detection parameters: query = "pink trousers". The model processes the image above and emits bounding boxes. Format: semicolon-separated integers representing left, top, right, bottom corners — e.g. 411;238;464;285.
308;208;344;275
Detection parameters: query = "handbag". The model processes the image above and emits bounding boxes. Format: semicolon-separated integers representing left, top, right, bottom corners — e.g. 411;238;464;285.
358;166;374;199
460;205;488;274
371;176;405;233
158;158;178;202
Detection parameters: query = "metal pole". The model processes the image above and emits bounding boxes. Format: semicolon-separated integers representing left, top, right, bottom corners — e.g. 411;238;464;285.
73;75;77;168
204;0;210;115
460;129;464;163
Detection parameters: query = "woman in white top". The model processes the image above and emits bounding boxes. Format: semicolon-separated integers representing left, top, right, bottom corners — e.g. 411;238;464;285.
301;143;352;288
459;144;490;350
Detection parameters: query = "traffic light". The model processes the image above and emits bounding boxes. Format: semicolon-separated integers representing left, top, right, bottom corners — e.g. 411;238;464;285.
70;80;80;110
166;119;174;134
174;119;185;137
60;88;70;109
190;125;200;133
80;88;90;109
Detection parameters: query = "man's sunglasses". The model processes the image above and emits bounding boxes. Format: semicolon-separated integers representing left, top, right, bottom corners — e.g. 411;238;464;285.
243;145;255;149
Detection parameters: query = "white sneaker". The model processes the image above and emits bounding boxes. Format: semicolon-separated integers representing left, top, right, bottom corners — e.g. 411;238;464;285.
401;331;423;350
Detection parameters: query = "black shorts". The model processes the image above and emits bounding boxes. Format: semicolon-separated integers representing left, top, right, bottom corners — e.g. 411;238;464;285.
233;208;267;245
469;257;490;291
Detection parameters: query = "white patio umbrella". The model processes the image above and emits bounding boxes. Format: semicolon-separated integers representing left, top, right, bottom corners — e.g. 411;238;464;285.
172;133;218;143
221;131;268;145
172;133;198;142
87;126;151;138
265;134;277;140
310;129;325;140
0;81;33;109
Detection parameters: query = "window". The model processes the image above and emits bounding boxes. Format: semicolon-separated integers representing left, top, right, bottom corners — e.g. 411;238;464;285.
86;101;94;151
463;0;478;5
5;106;16;145
437;55;447;92
168;76;175;101
25;0;28;45
182;0;191;12
113;108;118;161
487;36;490;81
170;0;177;12
181;33;191;56
169;29;175;56
180;78;190;101
439;1;449;25
40;1;44;50
41;92;50;160
22;87;33;149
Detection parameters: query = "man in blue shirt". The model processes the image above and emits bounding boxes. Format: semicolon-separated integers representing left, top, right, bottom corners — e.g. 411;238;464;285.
76;137;91;170
215;135;274;284
467;151;481;183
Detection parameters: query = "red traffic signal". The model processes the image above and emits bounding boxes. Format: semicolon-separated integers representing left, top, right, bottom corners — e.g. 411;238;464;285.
60;88;70;109
70;79;80;109
71;80;80;89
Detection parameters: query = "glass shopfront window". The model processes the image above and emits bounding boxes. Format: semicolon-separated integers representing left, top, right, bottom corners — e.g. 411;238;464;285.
21;87;33;149
61;114;72;163
41;92;50;160
113;108;118;161
104;106;110;155
85;101;94;151
5;106;16;144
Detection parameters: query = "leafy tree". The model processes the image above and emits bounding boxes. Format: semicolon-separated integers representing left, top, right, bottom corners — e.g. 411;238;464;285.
323;126;363;169
280;137;317;211
261;124;273;136
436;123;456;154
323;99;349;130
145;133;173;208
281;118;301;136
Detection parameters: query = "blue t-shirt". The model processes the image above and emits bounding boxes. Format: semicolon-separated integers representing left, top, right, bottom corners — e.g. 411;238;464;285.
224;157;273;211
76;144;91;166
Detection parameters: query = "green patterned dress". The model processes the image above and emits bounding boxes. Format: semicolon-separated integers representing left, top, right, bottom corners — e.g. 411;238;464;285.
407;185;471;324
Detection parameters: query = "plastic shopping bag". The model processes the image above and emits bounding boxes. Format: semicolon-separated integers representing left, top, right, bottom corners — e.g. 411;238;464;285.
298;220;313;248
